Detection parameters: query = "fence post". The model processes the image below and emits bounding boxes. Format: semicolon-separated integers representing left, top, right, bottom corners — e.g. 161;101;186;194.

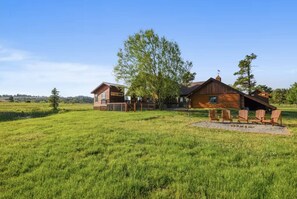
125;103;127;112
134;102;136;112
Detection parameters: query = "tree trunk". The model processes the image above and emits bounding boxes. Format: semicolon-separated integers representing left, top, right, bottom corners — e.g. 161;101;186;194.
247;65;251;95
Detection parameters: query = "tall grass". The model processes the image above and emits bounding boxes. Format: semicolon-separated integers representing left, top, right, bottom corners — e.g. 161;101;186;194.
0;104;296;198
0;102;92;122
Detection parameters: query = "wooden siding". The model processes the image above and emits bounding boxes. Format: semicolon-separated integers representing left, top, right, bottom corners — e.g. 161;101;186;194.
93;85;110;107
197;81;238;94
189;80;241;109
191;94;240;109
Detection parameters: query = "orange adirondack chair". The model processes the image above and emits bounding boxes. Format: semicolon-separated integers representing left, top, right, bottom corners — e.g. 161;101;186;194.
221;109;233;122
209;109;219;122
250;109;265;124
237;110;249;123
262;110;282;126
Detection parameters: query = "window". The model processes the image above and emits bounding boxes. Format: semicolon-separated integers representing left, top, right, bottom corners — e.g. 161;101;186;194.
209;96;218;104
180;97;184;103
95;94;98;102
101;92;107;104
101;92;106;100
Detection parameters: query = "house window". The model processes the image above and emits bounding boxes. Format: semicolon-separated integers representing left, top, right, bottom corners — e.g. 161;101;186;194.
95;94;98;102
209;96;218;104
101;92;106;100
101;92;107;104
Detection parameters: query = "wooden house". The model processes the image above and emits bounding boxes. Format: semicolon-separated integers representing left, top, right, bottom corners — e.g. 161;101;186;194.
186;76;276;110
92;77;275;111
251;89;271;104
91;82;125;110
178;81;205;107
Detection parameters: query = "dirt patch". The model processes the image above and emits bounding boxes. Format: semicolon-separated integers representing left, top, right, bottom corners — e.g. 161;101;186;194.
192;122;290;135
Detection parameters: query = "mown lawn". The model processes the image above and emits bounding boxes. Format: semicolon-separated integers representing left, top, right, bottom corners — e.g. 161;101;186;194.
0;103;297;198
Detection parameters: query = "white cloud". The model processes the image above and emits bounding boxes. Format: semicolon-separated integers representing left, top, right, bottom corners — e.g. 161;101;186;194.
0;46;115;96
23;61;112;83
0;46;30;62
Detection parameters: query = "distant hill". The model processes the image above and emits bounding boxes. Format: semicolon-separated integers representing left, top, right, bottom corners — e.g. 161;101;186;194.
0;94;93;103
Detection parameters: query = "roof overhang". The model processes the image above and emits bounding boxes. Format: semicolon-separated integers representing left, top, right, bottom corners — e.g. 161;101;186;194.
91;82;126;94
91;82;107;94
244;95;276;110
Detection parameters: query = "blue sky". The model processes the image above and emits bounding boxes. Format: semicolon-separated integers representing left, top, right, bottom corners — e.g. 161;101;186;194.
0;0;296;96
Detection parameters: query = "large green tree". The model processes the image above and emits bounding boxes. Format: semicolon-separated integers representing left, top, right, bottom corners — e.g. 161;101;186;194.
113;29;195;109
49;88;60;111
233;53;257;95
271;88;288;105
287;82;297;105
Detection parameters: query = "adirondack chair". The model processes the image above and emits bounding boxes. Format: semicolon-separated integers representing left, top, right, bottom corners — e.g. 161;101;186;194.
209;109;219;122
262;110;282;126
237;110;249;123
250;109;265;124
221;109;233;122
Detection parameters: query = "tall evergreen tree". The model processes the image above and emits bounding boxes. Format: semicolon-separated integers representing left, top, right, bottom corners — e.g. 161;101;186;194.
49;88;60;111
8;96;14;102
233;53;257;95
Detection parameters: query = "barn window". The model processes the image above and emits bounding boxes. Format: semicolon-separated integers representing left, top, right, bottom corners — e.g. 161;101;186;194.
209;96;218;104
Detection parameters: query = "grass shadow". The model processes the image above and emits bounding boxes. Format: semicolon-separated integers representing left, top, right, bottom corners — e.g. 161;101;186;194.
0;110;56;122
138;116;161;121
282;110;297;118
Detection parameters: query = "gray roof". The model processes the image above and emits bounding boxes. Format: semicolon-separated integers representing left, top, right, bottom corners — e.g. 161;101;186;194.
102;82;125;87
180;81;205;96
91;82;125;94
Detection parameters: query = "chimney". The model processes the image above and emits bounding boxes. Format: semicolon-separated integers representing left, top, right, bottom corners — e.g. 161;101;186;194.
215;75;221;82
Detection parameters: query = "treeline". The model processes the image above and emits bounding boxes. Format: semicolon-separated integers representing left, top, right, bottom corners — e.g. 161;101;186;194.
270;83;297;105
0;94;93;104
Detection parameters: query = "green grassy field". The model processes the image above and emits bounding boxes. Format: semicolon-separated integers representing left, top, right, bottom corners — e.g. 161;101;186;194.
0;102;92;122
0;103;297;198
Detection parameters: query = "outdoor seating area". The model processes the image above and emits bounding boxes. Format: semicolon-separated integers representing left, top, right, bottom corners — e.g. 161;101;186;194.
209;109;283;126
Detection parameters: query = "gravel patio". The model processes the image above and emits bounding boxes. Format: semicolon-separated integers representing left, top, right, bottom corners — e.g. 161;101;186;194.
192;121;290;135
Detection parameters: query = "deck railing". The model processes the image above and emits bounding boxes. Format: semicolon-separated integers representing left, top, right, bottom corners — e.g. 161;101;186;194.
105;102;157;112
107;103;128;111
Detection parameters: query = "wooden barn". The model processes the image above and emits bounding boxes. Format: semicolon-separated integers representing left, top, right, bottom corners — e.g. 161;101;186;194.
186;76;276;110
91;82;125;110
